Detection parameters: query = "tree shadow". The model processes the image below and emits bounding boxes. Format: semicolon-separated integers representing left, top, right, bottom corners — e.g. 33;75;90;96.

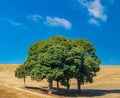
53;88;120;97
25;86;48;94
24;86;120;97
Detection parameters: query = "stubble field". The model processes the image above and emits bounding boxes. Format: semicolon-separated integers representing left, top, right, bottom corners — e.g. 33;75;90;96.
0;64;120;98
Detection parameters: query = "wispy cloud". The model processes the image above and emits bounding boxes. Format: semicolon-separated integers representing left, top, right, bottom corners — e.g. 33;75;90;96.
9;20;22;27
27;14;43;21
27;15;72;29
78;0;107;25
88;18;99;25
45;16;72;29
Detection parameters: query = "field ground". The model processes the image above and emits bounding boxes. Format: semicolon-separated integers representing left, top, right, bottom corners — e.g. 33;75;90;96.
0;64;120;98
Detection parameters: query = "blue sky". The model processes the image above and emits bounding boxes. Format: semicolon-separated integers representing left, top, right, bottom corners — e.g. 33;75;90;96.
0;0;120;65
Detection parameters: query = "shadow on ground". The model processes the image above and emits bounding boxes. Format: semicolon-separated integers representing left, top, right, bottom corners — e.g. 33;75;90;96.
25;86;120;97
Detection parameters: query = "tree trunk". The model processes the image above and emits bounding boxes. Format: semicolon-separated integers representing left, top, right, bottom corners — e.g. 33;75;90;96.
24;77;26;86
48;80;52;94
67;84;70;91
57;80;59;90
67;79;70;92
77;79;81;92
51;80;53;87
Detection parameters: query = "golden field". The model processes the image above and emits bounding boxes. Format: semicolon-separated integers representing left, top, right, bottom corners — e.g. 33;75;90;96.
0;64;120;98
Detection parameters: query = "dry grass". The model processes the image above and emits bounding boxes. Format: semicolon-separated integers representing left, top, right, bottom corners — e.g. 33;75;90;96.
0;64;120;98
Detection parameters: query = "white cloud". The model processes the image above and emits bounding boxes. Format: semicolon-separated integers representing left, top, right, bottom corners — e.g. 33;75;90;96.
46;16;72;29
27;14;43;21
79;0;107;25
9;20;22;26
88;18;99;25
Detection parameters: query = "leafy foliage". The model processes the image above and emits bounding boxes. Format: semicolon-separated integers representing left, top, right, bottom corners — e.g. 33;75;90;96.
15;64;26;78
15;36;100;93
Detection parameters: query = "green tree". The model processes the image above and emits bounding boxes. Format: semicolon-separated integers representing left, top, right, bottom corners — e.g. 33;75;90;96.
14;41;44;85
15;36;100;94
71;39;100;92
30;36;72;94
15;65;27;86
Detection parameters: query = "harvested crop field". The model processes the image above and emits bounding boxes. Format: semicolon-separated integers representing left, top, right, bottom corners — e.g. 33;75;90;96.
0;64;120;98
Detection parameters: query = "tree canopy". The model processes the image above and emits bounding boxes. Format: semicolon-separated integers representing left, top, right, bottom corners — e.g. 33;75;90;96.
15;36;100;94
